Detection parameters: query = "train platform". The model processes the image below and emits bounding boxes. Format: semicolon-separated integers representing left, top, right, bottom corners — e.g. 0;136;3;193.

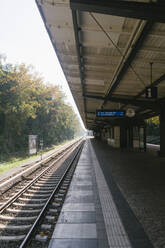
48;139;158;248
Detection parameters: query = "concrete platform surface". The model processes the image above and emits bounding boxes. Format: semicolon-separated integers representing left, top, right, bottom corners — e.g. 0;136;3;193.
48;140;132;248
92;139;165;248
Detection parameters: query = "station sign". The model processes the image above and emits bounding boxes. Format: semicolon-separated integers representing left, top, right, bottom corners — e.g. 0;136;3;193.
29;135;37;155
40;139;43;147
96;109;125;117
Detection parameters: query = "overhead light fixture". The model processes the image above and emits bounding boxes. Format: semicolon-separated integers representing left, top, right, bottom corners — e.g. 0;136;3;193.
145;63;157;99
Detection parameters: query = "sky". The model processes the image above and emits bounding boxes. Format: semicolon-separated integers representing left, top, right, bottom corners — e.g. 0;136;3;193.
0;0;85;129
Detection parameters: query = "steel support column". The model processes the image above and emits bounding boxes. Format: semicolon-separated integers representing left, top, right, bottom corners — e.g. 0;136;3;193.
159;108;165;156
144;126;146;152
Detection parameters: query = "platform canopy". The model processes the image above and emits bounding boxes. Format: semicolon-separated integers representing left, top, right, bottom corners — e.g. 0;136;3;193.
36;0;165;129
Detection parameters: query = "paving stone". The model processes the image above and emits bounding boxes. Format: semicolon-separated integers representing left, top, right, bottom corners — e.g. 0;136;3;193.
62;203;95;212
91;139;155;248
72;175;92;180
67;190;93;196
70;181;93;186
48;141;109;248
58;211;96;223
52;223;97;239
0;235;25;241
69;184;93;191
48;239;97;248
65;194;94;203
74;171;92;175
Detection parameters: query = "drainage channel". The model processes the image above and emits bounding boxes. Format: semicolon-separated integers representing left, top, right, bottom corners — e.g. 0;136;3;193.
0;140;84;248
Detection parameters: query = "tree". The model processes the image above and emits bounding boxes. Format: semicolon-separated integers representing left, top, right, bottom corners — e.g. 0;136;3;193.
146;116;160;137
0;58;83;157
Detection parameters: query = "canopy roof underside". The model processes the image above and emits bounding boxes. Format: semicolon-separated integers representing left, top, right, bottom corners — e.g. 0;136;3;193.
36;0;165;129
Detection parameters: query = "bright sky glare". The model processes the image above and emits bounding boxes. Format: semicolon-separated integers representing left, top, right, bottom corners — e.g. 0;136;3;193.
0;0;85;129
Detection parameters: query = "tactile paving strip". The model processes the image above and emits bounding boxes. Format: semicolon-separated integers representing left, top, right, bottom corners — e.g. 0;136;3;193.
90;140;132;248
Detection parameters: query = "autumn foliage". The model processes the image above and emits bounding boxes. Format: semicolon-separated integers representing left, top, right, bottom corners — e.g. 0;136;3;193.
0;60;81;155
146;116;160;143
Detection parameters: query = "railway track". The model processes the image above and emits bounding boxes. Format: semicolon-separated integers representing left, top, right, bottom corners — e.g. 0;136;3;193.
0;138;82;194
0;138;84;248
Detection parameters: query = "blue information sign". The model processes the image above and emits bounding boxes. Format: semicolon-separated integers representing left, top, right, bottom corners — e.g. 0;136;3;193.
96;110;125;117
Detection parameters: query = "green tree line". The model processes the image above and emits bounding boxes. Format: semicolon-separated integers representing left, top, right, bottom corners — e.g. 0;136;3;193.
0;58;83;156
146;116;160;136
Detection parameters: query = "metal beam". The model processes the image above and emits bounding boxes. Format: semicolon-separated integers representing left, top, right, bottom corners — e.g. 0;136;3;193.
71;10;87;119
70;0;165;23
136;73;165;99
86;111;95;114
133;111;158;121
119;73;165;112
85;94;158;110
110;98;157;110
104;21;154;104
85;95;104;100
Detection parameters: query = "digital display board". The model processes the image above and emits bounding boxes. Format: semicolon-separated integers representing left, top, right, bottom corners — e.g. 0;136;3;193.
96;110;125;117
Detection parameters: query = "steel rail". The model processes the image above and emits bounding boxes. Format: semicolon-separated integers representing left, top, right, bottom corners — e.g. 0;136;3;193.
19;141;84;248
0;138;83;214
0;138;82;193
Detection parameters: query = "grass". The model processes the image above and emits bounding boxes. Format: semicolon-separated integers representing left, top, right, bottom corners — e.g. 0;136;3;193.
0;139;71;174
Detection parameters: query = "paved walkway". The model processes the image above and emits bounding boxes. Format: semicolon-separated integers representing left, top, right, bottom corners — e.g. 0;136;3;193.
49;139;133;248
92;138;165;248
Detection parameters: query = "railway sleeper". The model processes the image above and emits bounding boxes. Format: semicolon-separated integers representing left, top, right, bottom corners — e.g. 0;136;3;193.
30;186;54;190
41;224;52;230
37;180;59;184
59;189;66;193
57;193;65;197
45;215;56;222
35;234;48;242
0;234;25;241
53;197;63;202
34;183;57;186
0;224;31;230
39;177;60;180
23;193;50;198
17;197;48;202
6;208;41;214
60;186;67;190
13;202;44;208
48;208;59;214
34;183;57;187
0;215;37;221
27;189;53;194
41;176;60;179
37;179;58;183
52;202;61;207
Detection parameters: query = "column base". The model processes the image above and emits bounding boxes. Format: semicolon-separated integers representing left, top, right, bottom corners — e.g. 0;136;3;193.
157;150;165;157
